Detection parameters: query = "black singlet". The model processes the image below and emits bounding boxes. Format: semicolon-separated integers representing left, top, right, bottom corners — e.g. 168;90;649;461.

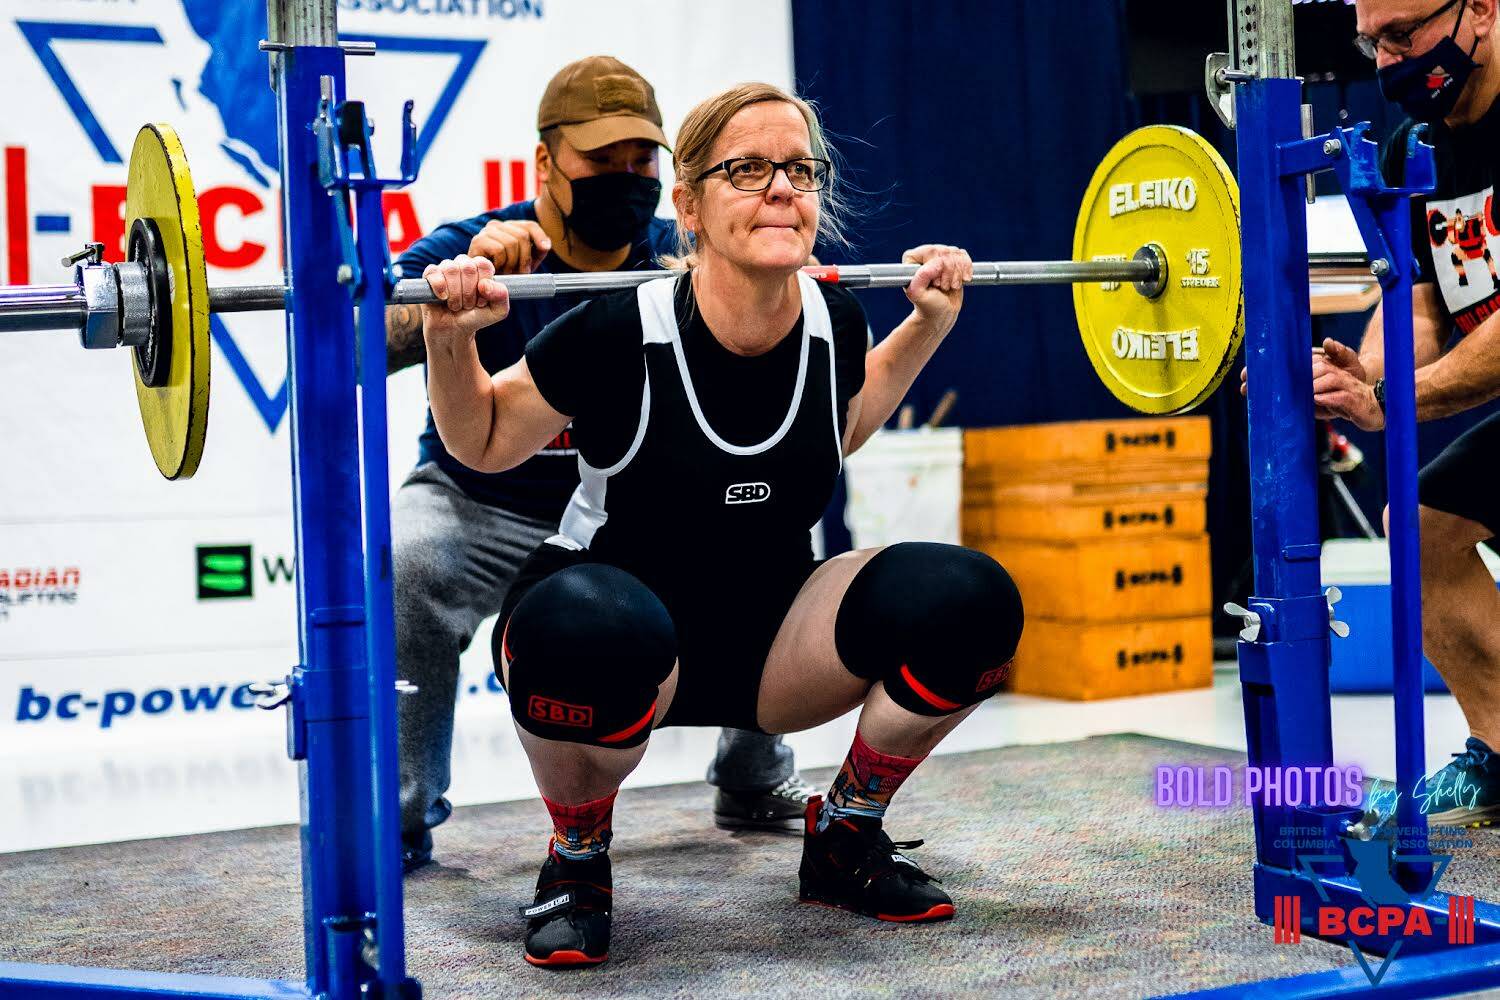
509;272;869;729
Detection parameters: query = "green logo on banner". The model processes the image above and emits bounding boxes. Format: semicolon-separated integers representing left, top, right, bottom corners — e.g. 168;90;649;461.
196;545;253;600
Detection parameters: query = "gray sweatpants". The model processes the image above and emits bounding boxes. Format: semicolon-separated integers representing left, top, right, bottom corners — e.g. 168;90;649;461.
394;462;794;838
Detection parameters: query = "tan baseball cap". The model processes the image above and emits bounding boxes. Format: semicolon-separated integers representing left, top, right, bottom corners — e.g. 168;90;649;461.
537;56;669;152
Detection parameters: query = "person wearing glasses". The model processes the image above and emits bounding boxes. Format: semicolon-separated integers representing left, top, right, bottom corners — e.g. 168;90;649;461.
386;58;820;876
419;82;1023;967
1301;0;1500;824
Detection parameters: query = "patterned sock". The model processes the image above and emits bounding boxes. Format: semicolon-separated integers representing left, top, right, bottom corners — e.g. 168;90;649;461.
543;791;617;860
817;729;927;832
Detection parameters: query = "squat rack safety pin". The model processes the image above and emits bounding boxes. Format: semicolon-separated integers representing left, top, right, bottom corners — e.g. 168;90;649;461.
248;678;418;712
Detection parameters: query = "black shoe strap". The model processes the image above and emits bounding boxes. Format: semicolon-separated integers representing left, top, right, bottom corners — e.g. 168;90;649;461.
520;891;576;921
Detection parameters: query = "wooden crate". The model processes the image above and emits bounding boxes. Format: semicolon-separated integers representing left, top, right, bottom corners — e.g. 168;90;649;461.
974;534;1211;621
1009;615;1213;700
963;488;1207;542
963;416;1211;474
964;461;1209;495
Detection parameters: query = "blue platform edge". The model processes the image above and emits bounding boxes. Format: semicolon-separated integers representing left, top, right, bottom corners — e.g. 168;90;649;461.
1158;938;1500;998
0;963;309;999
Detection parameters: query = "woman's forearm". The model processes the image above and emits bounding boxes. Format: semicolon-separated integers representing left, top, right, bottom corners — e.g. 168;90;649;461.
849;310;953;448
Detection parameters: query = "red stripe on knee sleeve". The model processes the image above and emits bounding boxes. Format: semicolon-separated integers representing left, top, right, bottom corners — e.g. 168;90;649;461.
899;664;962;712
598;701;656;744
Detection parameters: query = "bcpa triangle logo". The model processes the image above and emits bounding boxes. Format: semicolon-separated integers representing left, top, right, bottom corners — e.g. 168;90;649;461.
17;11;484;434
1270;843;1472;985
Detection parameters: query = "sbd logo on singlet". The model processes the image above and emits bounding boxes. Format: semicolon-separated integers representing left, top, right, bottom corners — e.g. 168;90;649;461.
725;482;772;504
528;695;593;728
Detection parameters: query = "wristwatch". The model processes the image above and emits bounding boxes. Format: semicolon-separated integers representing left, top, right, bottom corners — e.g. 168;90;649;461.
1372;377;1386;414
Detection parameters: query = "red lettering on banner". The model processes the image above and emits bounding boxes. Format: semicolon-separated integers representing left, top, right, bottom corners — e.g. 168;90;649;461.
1407;907;1432;936
483;158;533;208
92;184;128;264
382;191;422;254
5;147;29;283
0;567;80;590
484;160;502;209
511;160;527;203
1319;906;1345;935
199;187;266;269
1377;906;1406;936
1348;907;1376;936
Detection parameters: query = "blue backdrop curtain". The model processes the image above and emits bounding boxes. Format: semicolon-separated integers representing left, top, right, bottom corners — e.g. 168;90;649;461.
792;3;1499;612
790;0;1133;428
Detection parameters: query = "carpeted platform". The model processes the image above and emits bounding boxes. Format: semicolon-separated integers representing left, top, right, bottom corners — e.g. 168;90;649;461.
6;734;1500;998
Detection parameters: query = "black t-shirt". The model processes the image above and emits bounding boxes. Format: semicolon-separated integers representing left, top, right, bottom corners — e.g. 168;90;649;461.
1384;100;1500;334
397;201;677;518
525;275;869;471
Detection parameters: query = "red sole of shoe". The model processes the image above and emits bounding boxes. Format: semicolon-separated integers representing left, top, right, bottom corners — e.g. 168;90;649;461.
524;950;609;968
799;897;956;923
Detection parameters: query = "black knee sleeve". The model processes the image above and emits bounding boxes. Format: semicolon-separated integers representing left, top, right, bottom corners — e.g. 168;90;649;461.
495;564;676;748
834;542;1024;716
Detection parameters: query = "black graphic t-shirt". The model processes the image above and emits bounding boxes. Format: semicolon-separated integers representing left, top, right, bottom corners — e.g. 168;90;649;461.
1384;100;1500;334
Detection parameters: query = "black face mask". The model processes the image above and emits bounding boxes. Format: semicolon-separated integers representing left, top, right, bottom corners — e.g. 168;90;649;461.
552;167;662;251
1378;2;1482;122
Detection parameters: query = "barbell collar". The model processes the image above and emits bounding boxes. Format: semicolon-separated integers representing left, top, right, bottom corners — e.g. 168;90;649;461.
79;264;121;350
117;261;154;349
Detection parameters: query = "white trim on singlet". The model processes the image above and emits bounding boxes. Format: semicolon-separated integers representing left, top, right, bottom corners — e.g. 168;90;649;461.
828;305;844;474
553;281;669;549
639;272;833;457
636;275;680;346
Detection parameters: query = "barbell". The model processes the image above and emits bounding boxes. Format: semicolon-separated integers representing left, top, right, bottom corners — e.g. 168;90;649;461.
0;123;1373;480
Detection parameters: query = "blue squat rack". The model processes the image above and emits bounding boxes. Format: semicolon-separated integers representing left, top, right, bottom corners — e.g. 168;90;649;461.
2;1;420;997
5;1;1500;997
1182;3;1500;996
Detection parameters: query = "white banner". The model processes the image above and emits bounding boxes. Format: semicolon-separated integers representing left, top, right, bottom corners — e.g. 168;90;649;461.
0;0;792;769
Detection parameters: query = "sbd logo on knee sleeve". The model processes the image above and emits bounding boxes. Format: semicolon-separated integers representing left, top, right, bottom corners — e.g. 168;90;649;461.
975;663;1011;693
528;695;593;728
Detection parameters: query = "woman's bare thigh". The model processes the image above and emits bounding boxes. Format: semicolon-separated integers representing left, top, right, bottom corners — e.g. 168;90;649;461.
755;547;884;734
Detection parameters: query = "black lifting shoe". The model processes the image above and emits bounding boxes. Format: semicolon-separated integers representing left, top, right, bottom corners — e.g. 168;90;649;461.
520;848;612;968
797;795;955;923
401;829;433;875
714;775;817;833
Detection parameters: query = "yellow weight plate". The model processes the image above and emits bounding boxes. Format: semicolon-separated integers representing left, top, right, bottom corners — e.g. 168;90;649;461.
126;124;210;479
1072;126;1243;414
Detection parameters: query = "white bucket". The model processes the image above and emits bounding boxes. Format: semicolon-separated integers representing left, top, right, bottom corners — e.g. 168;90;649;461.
842;427;963;549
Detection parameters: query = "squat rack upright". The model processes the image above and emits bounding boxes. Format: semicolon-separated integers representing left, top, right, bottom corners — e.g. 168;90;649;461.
1185;2;1500;995
3;2;417;997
